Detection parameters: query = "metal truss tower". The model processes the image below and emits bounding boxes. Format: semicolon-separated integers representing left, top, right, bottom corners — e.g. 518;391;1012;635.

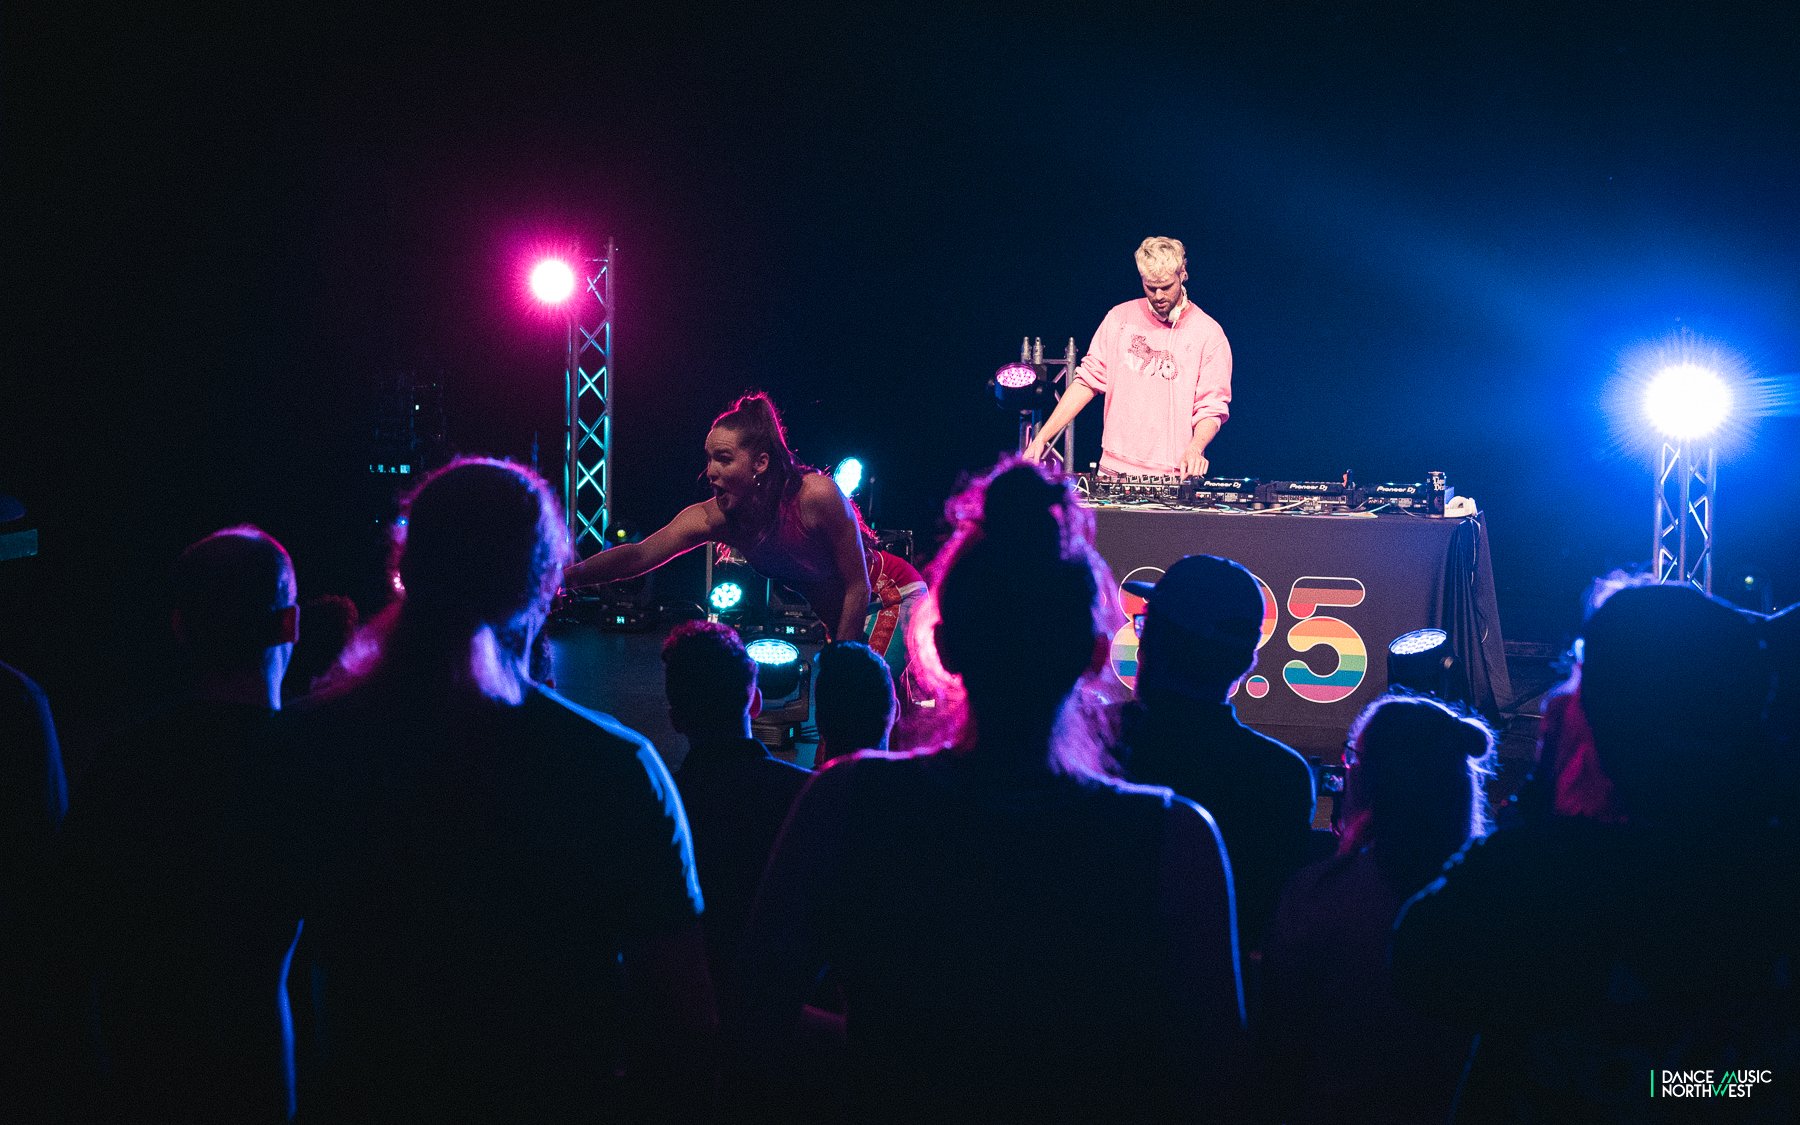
1016;337;1079;471
564;241;614;555
1653;439;1715;594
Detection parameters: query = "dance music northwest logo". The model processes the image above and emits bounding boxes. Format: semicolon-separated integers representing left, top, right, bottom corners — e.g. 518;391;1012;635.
1655;1069;1775;1098
1111;569;1369;705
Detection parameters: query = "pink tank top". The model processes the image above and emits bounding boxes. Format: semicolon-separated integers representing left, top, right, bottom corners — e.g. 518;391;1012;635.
733;494;838;590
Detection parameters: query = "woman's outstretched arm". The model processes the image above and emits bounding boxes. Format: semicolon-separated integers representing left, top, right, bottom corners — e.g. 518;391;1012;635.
562;501;718;588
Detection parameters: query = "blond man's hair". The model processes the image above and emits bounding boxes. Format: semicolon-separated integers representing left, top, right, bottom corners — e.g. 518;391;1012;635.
1134;236;1186;279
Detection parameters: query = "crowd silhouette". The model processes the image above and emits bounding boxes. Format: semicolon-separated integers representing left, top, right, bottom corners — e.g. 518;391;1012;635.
2;454;1795;1123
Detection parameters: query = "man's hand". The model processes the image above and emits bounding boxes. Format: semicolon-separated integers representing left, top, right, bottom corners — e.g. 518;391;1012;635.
1180;417;1221;479
1019;382;1096;468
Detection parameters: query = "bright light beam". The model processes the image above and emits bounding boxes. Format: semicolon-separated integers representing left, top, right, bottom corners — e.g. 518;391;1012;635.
530;258;576;305
832;457;864;497
1645;364;1731;440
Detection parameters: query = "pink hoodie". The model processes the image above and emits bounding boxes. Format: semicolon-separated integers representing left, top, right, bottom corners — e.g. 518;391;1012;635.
1074;296;1232;474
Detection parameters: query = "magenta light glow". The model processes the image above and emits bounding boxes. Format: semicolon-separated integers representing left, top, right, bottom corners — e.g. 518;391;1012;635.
530;258;576;304
994;363;1038;389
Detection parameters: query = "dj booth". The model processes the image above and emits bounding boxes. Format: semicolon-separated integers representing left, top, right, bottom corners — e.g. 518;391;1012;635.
1090;506;1512;756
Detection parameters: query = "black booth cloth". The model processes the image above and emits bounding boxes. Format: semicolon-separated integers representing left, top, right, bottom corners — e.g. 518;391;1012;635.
1091;508;1510;754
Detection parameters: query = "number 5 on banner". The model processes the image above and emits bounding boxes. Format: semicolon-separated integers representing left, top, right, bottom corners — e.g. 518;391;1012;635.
1281;577;1367;704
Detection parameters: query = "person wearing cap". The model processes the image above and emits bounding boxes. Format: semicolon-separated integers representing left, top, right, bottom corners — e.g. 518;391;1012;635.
1118;554;1316;957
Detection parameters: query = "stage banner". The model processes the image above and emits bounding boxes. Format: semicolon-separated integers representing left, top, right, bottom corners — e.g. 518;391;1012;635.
1091;507;1511;756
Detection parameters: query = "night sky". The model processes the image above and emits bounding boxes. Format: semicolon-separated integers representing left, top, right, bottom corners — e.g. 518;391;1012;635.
5;1;1798;752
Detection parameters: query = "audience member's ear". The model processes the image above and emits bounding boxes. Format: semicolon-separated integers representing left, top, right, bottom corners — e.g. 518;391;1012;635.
749;686;763;720
277;604;300;646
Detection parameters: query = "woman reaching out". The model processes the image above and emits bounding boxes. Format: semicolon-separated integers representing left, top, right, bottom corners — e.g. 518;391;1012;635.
562;393;924;673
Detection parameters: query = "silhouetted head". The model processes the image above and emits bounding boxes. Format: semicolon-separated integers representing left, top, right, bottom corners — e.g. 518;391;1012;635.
1129;554;1263;704
918;459;1110;772
396;457;568;625
1343;694;1494;892
1579;582;1774;825
355;458;574;701
815;641;896;762
282;594;358;700
663;620;758;738
172;525;298;673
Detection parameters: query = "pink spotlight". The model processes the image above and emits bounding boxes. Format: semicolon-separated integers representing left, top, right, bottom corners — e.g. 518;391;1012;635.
530;258;576;304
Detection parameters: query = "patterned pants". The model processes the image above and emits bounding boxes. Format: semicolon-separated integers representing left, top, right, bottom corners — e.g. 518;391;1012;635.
863;550;926;681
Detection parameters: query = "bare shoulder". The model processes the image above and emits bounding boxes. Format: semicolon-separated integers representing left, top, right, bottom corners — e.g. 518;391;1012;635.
672;498;728;539
797;472;842;503
795;473;853;522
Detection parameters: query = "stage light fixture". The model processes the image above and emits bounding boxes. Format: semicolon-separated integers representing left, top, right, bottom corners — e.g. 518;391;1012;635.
530;258;576;305
746;638;800;665
746;637;803;701
991;362;1050;410
1645;363;1731;440
1386;628;1469;704
709;581;744;612
833;457;865;498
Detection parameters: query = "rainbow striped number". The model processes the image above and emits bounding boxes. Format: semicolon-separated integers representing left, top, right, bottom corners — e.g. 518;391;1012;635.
1281;577;1368;703
1108;567;1164;689
1229;575;1280;701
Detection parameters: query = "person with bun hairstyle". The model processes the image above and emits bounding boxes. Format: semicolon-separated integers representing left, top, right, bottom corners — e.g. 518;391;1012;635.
1254;695;1493;1125
269;458;713;1121
731;459;1246;1123
562;392;925;675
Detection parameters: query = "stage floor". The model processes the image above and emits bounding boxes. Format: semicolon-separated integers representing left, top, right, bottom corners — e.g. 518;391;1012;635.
543;621;823;772
542;618;1556;825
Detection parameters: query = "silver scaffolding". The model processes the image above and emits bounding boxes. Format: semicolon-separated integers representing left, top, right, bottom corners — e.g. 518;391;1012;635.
1016;336;1079;471
1653;439;1715;594
564;241;615;554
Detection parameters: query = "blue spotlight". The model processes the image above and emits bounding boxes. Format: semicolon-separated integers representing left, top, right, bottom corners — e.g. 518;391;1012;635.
1646;364;1731;440
833;457;865;498
745;638;800;665
709;581;744;612
746;637;803;701
1386;628;1468;704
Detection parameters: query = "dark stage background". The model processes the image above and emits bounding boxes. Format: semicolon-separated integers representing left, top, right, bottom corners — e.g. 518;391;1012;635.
4;2;1798;763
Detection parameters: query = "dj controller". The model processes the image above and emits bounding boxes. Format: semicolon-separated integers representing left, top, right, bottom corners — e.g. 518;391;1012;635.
1078;471;1454;515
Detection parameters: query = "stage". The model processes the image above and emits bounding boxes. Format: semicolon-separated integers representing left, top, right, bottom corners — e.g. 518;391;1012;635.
543;622;825;773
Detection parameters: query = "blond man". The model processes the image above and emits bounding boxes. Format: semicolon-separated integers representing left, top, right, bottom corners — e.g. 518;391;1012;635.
1025;237;1232;477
